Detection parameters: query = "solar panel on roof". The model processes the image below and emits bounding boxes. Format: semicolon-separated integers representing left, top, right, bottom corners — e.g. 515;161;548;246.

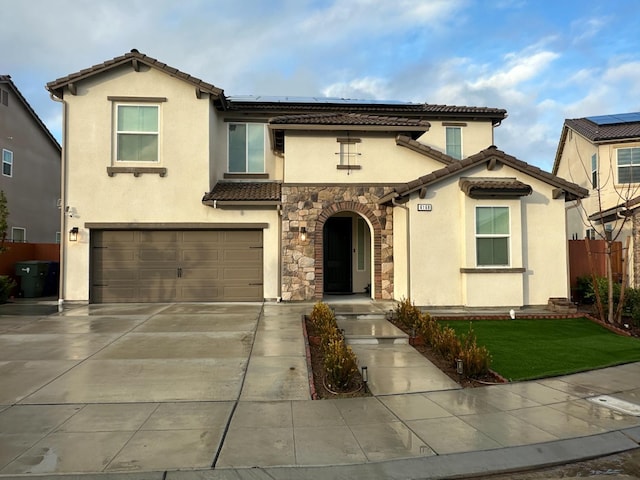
587;112;640;125
226;95;415;105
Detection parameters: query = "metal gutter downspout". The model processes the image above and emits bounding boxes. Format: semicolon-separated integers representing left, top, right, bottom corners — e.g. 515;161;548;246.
392;197;410;300
50;92;67;309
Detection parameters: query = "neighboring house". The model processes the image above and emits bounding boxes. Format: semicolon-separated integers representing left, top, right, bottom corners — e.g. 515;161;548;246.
0;75;61;244
47;50;587;306
552;113;640;286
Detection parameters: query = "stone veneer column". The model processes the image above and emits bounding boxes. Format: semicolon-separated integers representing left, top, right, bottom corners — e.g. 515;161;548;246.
280;185;395;301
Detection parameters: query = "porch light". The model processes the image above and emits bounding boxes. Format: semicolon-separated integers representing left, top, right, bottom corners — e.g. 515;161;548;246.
300;226;307;241
69;227;79;242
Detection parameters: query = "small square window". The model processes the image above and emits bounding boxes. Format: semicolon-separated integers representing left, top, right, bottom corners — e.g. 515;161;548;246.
11;227;26;243
2;149;13;177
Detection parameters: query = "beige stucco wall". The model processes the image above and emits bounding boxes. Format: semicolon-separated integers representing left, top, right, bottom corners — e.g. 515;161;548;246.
401;163;570;307
417;121;495;159
61;65;280;302
283;132;450;183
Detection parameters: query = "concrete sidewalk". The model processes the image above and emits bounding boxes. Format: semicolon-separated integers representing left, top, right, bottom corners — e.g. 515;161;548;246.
0;300;639;479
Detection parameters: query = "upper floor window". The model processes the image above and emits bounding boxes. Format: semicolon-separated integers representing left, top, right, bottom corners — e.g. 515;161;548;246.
1;88;8;106
228;123;265;173
2;149;12;177
336;137;362;170
116;104;159;162
617;147;640;184
591;153;598;188
11;227;25;243
446;126;462;159
476;206;509;266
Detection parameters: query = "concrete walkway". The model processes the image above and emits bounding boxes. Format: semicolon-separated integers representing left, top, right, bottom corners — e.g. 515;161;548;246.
0;300;638;479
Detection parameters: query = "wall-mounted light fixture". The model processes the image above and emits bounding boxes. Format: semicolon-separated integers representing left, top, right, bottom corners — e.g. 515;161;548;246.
69;227;79;242
300;226;307;241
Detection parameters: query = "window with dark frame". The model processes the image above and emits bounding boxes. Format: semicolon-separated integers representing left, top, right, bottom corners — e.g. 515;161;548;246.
1;89;8;106
2;149;12;177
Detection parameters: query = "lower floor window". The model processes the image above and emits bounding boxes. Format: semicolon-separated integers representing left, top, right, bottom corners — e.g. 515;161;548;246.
476;206;509;266
11;227;26;243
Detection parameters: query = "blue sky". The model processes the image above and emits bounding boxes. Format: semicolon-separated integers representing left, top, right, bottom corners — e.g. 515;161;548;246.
2;0;639;171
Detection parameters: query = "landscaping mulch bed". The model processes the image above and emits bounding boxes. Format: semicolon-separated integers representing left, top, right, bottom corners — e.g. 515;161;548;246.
304;317;370;399
303;315;503;399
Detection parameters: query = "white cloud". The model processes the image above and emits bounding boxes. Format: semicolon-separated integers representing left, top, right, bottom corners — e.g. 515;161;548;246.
321;77;389;100
470;51;560;90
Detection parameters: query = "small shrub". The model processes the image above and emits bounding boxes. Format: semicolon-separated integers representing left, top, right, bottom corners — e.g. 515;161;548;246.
323;337;359;391
434;326;462;362
624;288;640;327
0;275;15;303
415;312;439;346
458;324;491;378
394;297;422;332
309;302;336;335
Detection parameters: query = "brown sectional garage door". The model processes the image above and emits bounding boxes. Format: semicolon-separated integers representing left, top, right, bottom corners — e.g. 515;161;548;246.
91;230;263;302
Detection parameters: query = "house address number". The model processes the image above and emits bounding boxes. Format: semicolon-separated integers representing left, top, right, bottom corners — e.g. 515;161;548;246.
417;204;432;212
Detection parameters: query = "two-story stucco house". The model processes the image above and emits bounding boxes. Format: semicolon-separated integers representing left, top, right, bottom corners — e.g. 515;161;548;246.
552;113;640;286
47;50;587;307
0;75;61;244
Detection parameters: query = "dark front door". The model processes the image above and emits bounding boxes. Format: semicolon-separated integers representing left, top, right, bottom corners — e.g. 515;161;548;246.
324;217;352;293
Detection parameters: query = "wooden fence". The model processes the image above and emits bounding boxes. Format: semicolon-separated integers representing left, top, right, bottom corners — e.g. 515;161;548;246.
568;239;623;296
0;243;61;297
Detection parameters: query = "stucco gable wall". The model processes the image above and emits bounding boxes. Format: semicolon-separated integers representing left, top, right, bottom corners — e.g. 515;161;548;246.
65;65;213;223
284;132;451;184
404;163;569;307
417;120;494;158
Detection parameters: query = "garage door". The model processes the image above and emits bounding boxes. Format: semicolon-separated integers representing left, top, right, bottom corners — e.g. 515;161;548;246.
91;230;263;302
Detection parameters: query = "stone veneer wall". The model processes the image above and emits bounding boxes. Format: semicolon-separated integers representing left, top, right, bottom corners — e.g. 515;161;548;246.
281;185;396;301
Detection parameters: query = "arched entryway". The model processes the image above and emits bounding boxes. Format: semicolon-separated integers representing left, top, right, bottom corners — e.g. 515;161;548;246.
314;202;382;299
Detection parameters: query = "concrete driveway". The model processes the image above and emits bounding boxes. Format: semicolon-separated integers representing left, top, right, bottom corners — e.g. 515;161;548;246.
1;301;640;478
0;302;311;474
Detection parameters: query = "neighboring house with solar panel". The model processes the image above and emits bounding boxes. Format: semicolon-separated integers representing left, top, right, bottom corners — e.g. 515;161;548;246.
47;50;587;307
552;112;640;286
0;75;61;244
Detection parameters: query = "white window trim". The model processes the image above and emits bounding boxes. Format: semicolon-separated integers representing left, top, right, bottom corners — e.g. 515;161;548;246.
475;205;510;268
616;146;640;184
2;149;13;177
591;153;598;189
11;227;26;243
114;103;160;164
227;123;266;173
445;126;463;159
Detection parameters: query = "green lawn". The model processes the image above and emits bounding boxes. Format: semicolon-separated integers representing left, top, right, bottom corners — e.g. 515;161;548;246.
441;318;640;381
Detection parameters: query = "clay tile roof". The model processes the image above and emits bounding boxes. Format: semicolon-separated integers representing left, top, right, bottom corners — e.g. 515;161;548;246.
566;117;640;142
381;145;588;204
269;113;431;128
202;182;281;202
46;49;224;100
395;135;455;165
459;178;532;198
